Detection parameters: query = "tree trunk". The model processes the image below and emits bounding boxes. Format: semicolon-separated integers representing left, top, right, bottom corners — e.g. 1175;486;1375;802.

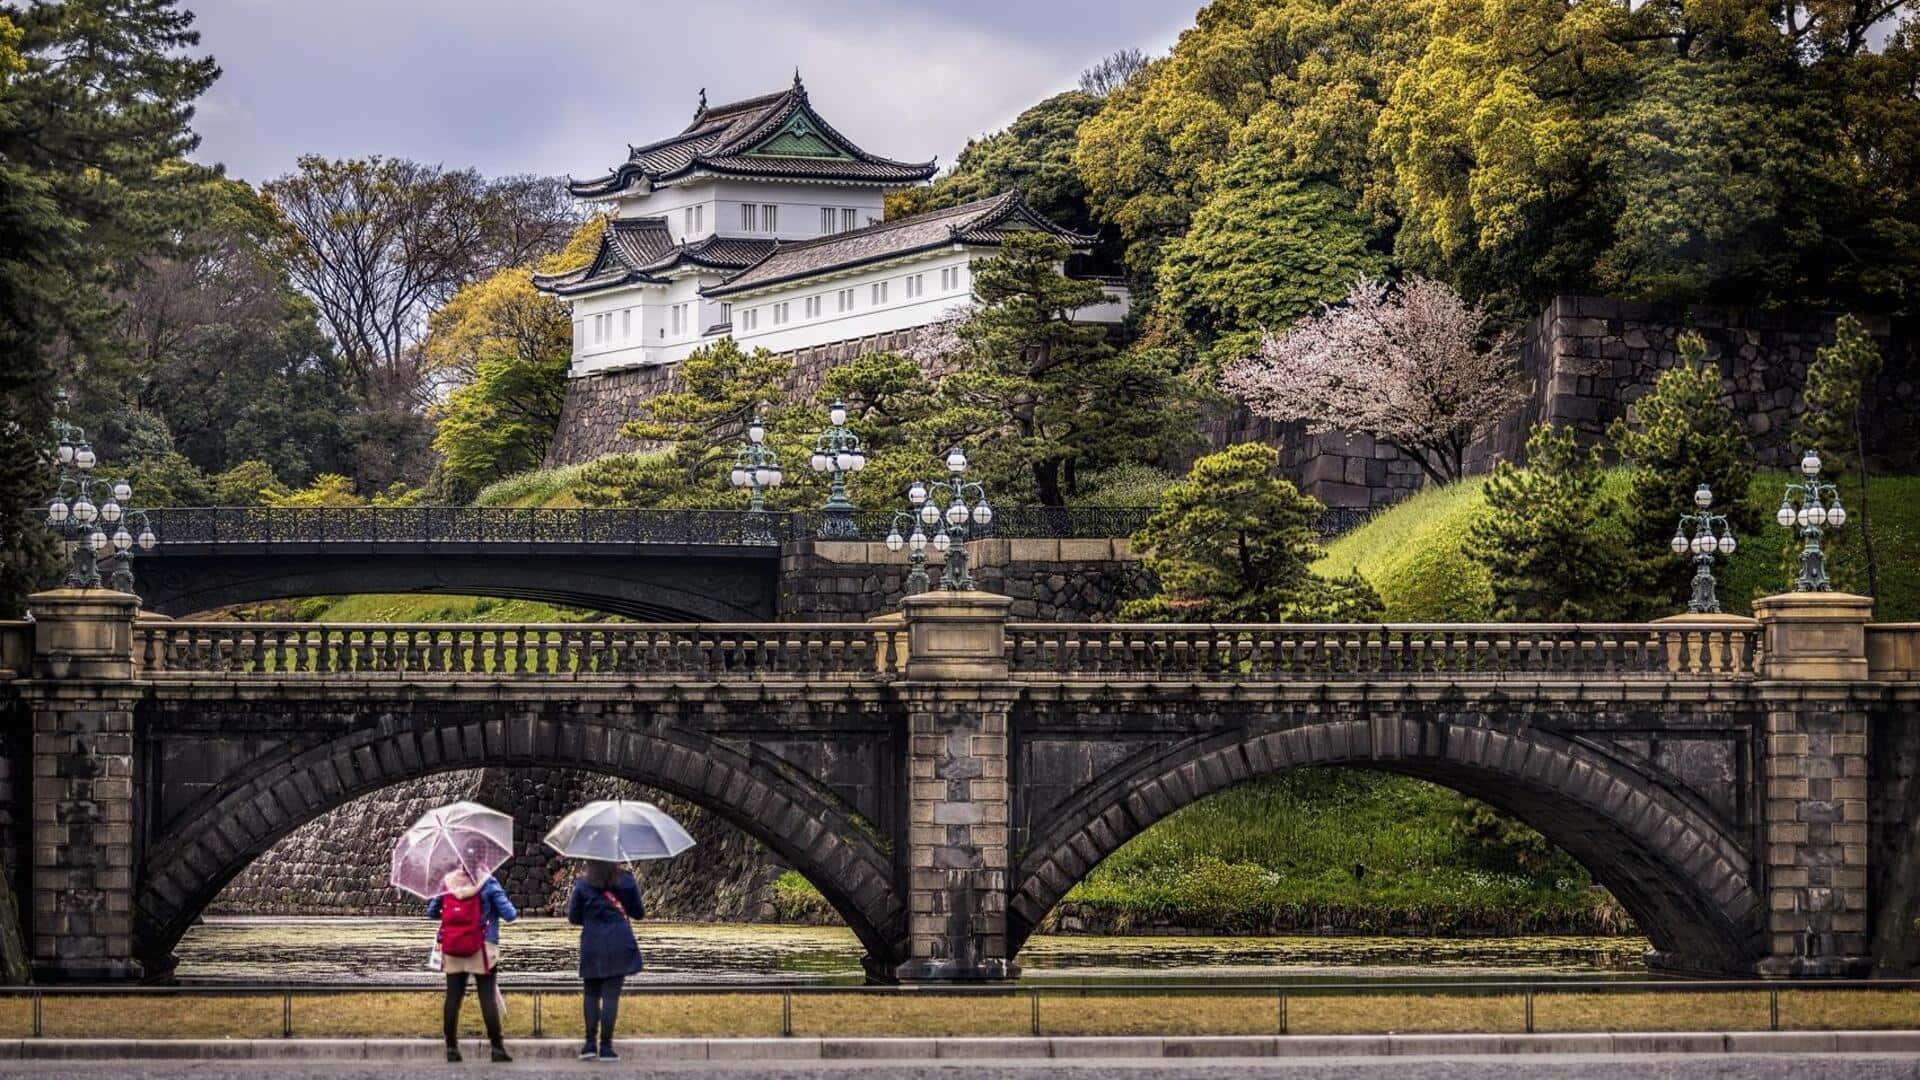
1034;458;1065;508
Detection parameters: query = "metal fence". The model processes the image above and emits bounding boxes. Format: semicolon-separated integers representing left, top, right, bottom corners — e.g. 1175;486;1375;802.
0;978;1911;1040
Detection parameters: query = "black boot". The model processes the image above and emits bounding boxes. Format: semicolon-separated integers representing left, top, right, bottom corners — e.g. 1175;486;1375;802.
446;1045;462;1063
490;1043;513;1063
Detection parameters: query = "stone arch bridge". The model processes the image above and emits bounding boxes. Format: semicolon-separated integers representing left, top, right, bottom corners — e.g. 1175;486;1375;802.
4;588;1918;982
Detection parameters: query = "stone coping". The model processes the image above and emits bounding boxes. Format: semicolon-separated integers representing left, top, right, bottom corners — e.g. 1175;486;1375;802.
2;1031;1915;1060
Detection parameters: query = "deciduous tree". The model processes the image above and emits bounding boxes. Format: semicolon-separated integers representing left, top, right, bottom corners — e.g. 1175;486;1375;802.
1222;275;1521;485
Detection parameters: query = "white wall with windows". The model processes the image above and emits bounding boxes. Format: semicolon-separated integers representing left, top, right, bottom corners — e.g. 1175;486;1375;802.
606;178;886;244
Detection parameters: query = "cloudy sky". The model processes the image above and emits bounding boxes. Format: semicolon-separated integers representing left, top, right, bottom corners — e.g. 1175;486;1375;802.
185;0;1194;184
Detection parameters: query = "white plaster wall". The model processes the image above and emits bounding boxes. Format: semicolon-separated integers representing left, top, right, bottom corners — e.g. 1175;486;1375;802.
615;179;886;244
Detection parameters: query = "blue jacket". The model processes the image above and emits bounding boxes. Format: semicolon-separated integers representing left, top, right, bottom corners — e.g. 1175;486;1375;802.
427;876;518;945
566;874;645;980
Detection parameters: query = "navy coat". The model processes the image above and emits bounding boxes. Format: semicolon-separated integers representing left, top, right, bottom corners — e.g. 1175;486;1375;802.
566;874;645;980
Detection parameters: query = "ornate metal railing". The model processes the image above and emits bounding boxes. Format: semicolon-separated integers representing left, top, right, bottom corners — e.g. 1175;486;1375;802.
1005;623;1762;679
140;505;1368;546
136;623;905;679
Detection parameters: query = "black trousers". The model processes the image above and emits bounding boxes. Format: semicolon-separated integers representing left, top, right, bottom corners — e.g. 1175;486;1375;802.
582;975;624;1047
444;971;503;1046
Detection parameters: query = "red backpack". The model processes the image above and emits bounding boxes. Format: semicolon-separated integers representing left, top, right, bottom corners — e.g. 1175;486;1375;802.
439;892;487;958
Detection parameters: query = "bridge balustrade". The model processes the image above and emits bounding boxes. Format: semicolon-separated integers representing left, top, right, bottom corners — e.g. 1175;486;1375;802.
134;622;904;678
1004;622;1762;678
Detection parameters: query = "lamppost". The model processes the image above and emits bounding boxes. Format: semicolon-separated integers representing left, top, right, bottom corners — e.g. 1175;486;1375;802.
898;446;992;591
43;393;157;591
808;400;866;539
883;510;932;596
1776;448;1847;592
728;408;784;544
1670;483;1736;613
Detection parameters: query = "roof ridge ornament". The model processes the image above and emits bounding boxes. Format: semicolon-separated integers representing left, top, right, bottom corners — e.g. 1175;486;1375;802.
793;67;803;89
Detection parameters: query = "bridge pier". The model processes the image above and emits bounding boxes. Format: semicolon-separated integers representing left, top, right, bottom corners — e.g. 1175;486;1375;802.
22;589;144;981
1755;593;1876;977
895;592;1018;981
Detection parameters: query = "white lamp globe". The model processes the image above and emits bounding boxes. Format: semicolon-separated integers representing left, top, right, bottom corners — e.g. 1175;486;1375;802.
88;530;108;553
1691;534;1711;555
1693;484;1712;508
1806;504;1828;527
810;452;829;473
1670;533;1689;555
834;451;853;473
849;453;866;472
75;446;96;471
748;421;766;445
945;447;967;473
47;499;69;524
1828;504;1846;527
829;403;848;427
112;481;131;502
1776;503;1796;528
731;467;748;488
886;531;904;552
73;498;97;524
907;481;928;505
1718;534;1737;555
932;531;952;553
909;530;928;553
766;466;783;487
112;529;133;552
1801;450;1821;476
945;502;967;527
56;442;74;465
137;529;157;551
101;501;121;524
919;502;940;526
1795;506;1811;528
973;502;993;526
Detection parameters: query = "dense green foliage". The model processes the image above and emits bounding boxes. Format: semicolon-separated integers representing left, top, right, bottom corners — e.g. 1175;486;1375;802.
1799;315;1886;601
0;0;219;615
1473;425;1634;621
887;91;1103;236
1607;332;1757;605
1122;445;1382;621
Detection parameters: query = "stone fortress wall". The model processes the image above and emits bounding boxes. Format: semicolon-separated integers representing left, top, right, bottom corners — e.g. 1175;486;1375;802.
548;296;1920;509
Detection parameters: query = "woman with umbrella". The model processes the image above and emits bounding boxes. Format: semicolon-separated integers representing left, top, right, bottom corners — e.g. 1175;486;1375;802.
393;801;519;1063
547;800;694;1062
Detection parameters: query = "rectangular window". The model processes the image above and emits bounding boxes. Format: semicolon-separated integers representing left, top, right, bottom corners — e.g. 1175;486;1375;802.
685;207;695;235
763;204;779;232
622;309;632;338
820;207;835;234
573;320;584;352
871;281;888;305
695;204;705;233
842;208;857;232
740;204;757;231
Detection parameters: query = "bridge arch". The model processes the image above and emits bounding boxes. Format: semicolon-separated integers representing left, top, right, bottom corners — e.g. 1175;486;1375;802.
1010;711;1765;975
137;715;906;979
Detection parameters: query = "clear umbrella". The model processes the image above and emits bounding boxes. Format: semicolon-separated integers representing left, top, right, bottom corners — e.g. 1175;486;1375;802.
543;800;696;862
390;800;515;899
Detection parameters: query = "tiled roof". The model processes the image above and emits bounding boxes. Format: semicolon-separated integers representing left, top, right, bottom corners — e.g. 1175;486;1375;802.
568;80;936;198
702;191;1097;298
531;221;775;297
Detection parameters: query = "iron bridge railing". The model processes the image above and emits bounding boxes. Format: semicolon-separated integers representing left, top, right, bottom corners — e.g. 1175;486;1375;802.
130;621;1760;680
141;506;1164;546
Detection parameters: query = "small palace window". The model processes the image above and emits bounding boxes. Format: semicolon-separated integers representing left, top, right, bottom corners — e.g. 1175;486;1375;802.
820;208;835;234
871;281;888;305
841;208;857;232
838;288;855;312
740;204;758;231
763;205;779;232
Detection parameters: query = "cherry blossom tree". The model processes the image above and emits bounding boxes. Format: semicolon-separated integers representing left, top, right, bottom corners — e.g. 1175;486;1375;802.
1220;275;1522;486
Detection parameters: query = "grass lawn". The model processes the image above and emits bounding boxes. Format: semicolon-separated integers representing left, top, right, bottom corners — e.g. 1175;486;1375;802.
0;987;1912;1039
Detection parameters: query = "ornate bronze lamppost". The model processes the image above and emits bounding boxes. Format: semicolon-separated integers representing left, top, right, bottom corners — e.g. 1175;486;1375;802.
727;408;784;544
44;392;157;591
808;400;866;539
1776;449;1846;592
897;446;992;591
883;510;932;596
1670;483;1736;613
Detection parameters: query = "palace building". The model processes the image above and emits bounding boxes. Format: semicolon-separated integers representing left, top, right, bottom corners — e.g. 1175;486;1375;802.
535;75;1128;377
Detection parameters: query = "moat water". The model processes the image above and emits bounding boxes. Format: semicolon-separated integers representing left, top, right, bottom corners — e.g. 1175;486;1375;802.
176;918;1655;986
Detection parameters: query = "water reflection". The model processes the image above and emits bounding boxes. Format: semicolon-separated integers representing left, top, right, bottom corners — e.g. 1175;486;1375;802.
176;918;1651;986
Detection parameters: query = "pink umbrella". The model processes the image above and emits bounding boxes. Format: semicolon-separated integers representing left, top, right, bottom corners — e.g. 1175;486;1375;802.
390;801;515;900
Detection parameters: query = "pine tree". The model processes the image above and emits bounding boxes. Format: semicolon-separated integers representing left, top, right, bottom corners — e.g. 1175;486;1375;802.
0;0;219;615
1473;425;1632;621
1800;315;1884;601
1120;444;1383;622
1606;331;1754;613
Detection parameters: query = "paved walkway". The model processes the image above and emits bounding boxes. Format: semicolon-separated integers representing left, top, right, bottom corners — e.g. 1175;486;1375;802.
1;1053;1919;1079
